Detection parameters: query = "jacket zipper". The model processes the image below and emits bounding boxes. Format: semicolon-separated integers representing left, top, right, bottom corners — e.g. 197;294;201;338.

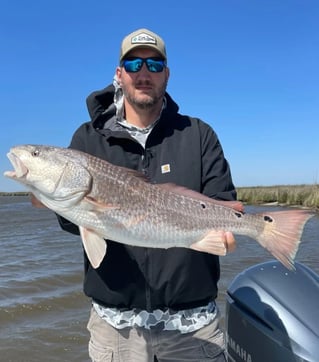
141;147;153;311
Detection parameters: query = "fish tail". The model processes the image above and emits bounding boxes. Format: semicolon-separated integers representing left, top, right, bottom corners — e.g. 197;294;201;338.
256;210;314;270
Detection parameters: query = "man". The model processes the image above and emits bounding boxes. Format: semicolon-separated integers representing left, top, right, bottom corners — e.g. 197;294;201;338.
39;28;237;361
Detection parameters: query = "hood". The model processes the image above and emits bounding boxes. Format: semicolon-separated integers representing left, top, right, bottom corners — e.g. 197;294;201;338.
86;84;179;129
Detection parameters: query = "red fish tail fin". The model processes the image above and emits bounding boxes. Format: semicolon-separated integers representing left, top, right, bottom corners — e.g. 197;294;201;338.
257;210;314;270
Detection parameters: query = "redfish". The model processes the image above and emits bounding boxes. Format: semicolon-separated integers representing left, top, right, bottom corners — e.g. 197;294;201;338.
4;145;314;269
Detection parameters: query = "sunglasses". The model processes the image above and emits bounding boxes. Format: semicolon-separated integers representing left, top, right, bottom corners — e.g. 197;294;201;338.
121;57;166;73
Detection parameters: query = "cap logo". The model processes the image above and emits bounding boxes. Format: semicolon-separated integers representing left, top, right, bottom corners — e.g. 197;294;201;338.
131;33;157;45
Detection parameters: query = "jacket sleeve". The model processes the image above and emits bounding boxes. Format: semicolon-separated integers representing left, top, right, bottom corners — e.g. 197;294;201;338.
57;86;116;235
55;124;89;235
57;215;80;235
200;122;237;201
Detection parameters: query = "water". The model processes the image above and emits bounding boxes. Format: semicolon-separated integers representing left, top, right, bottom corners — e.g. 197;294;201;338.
1;197;318;362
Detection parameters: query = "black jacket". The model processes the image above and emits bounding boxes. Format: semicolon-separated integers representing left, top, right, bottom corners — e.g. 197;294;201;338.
58;85;236;311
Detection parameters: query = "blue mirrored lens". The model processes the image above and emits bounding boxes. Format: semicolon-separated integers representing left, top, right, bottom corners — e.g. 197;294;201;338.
146;59;165;72
122;58;165;73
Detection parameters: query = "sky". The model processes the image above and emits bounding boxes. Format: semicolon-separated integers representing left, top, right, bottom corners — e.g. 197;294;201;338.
1;0;318;192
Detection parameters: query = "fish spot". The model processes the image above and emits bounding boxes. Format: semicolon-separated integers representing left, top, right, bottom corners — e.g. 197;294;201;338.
200;202;206;209
264;215;273;223
234;212;242;218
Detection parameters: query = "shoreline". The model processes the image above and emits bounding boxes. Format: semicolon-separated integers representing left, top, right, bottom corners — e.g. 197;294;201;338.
1;184;318;210
0;192;30;196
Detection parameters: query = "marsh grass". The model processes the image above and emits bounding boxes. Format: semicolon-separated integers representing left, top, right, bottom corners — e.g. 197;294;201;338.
0;192;29;196
1;186;319;210
237;184;319;209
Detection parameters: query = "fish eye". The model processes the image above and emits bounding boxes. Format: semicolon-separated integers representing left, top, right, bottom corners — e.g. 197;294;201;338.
32;149;40;157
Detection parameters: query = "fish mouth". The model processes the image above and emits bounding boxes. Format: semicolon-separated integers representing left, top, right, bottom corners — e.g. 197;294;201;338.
4;152;28;180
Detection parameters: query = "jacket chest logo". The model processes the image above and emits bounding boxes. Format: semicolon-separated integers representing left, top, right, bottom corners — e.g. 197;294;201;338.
161;164;171;174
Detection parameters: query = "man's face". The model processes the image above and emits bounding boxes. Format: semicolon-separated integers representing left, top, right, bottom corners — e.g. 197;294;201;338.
117;48;170;110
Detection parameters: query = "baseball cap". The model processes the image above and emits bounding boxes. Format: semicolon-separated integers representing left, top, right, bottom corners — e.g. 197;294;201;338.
119;28;167;62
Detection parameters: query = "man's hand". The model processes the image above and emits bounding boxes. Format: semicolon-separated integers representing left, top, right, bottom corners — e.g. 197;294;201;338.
190;230;236;255
30;194;47;208
224;231;236;253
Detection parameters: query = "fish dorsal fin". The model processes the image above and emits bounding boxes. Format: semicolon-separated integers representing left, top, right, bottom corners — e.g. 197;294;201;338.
157;183;244;212
117;166;150;182
115;164;244;213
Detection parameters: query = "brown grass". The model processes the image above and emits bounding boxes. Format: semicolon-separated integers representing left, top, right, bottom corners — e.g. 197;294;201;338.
1;185;319;210
237;184;319;209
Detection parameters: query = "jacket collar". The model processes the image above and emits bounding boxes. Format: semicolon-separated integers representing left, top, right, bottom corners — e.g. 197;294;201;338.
86;84;179;130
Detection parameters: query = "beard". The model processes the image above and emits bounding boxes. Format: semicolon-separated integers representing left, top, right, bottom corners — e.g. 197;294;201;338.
122;80;167;110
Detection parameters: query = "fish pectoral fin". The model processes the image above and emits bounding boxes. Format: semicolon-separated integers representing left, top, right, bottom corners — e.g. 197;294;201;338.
123;214;148;228
84;196;120;212
79;226;107;268
190;230;227;256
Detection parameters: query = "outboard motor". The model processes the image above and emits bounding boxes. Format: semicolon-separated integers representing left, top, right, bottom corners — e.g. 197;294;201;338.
225;261;319;362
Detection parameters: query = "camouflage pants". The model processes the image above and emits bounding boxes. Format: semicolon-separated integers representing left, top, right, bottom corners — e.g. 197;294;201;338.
87;307;226;362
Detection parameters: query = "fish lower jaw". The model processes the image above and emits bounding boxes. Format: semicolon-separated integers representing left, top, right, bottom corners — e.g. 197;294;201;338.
4;169;28;180
4;170;17;178
5;152;29;178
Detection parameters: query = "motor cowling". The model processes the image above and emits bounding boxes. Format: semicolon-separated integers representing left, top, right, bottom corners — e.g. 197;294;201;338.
225;261;319;362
